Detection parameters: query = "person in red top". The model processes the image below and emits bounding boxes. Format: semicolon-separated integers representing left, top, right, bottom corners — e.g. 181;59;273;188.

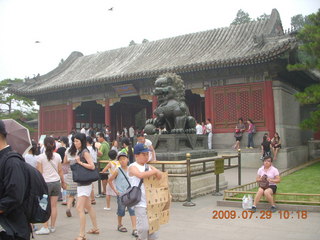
246;119;255;149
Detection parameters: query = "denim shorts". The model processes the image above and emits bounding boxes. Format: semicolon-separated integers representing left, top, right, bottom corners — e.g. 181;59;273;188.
117;196;135;217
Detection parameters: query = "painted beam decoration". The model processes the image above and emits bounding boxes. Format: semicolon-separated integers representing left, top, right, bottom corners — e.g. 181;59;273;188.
144;172;171;234
112;84;138;96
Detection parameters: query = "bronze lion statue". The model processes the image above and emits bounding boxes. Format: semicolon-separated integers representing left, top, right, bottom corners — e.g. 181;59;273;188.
144;73;196;134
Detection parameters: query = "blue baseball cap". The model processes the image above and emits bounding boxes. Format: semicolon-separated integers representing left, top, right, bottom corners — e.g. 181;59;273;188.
134;143;150;154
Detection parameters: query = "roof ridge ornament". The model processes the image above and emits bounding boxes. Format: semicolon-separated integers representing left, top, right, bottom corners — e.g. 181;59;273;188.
253;34;265;47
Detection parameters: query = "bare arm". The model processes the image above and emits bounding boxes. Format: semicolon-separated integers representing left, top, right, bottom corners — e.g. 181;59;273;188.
129;165;159;179
267;175;281;184
76;152;95;170
58;162;67;189
101;162;111;173
150;145;156;161
97;150;103;157
256;174;262;182
150;165;162;179
108;170;119;195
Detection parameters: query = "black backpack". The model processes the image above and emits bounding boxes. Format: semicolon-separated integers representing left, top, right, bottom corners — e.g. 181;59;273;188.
4;152;51;224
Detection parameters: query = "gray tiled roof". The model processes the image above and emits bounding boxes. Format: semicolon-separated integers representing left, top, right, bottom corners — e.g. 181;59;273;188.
13;9;296;96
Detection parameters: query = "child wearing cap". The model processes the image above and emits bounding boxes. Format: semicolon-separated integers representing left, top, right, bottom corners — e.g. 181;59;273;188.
108;152;138;237
129;143;162;240
101;150;120;210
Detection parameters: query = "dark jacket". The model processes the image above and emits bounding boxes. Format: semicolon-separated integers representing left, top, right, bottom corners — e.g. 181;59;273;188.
0;146;30;240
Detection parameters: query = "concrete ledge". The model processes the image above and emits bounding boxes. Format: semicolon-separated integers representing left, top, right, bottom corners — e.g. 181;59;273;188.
217;200;320;212
217;145;309;169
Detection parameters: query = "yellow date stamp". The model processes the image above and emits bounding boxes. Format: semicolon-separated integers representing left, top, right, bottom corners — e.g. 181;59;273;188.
212;210;308;220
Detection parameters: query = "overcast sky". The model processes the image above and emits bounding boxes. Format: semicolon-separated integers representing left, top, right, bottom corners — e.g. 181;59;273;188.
0;0;319;80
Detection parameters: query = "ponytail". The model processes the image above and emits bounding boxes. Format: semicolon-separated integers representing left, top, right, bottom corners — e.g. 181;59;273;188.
44;136;56;161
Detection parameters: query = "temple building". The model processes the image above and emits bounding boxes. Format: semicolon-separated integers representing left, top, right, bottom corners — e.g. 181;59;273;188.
12;9;319;149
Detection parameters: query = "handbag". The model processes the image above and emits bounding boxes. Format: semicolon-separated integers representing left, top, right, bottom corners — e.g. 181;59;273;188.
259;174;269;189
70;150;99;184
119;165;148;208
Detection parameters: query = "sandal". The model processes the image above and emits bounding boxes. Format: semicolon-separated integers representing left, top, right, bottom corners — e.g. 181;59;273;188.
66;209;72;217
132;229;138;237
117;225;128;233
74;235;86;240
87;228;100;234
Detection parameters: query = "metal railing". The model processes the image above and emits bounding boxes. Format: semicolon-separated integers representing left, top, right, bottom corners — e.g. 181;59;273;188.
223;159;320;205
98;151;241;207
149;150;242;206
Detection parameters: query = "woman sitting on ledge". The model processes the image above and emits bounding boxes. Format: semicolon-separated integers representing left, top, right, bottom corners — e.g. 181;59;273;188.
251;156;281;213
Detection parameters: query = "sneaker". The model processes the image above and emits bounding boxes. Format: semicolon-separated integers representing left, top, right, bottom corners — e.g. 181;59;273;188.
49;227;56;233
251;206;257;212
271;206;277;213
249;147;253;149
35;227;50;235
103;207;111;211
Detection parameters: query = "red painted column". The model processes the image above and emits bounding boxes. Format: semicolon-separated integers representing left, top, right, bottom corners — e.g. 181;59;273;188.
264;81;276;136
67;103;74;134
38;106;44;138
152;95;158;118
204;87;213;121
105;98;111;127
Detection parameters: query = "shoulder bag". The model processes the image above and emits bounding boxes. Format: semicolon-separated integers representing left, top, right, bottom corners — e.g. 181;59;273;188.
70;150;99;184
119;165;148;208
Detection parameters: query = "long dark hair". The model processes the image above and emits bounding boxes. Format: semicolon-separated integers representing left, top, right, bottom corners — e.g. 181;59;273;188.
30;140;38;156
68;136;77;156
74;133;87;155
121;137;134;163
86;136;96;151
60;136;69;148
44;136;56;161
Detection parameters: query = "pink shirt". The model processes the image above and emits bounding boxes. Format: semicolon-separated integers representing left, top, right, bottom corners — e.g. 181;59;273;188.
37;152;61;183
257;165;279;186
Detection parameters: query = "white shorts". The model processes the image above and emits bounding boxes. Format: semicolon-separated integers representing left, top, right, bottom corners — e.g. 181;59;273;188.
77;184;92;197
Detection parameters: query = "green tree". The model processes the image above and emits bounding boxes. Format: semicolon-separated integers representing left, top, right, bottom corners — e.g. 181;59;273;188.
295;84;320;131
287;10;320;132
231;9;251;25
256;13;270;21
0;79;38;130
291;14;312;30
288;10;320;71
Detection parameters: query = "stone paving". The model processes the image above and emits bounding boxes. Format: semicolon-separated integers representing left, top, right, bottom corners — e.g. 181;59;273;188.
33;167;320;240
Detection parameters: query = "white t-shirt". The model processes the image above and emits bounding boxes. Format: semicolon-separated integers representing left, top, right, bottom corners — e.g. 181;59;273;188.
144;139;154;161
206;123;212;133
80;128;86;134
37;152;61;183
129;162;149;208
129;127;135;138
24;153;37;168
196;124;203;134
87;145;97;163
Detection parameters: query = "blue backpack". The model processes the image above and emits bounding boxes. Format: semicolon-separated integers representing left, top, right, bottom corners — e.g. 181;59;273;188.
3;152;51;224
